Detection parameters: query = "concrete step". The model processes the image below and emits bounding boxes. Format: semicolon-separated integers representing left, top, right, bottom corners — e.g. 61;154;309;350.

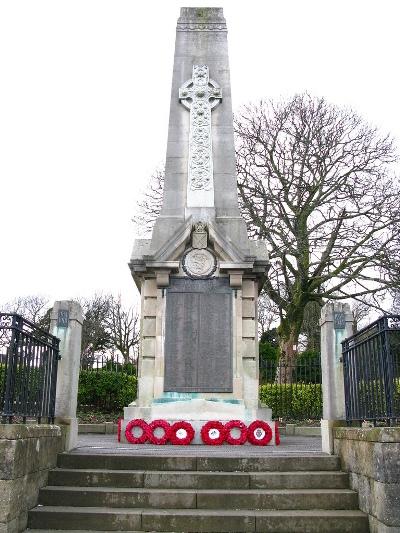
48;468;349;489
57;453;340;472
28;506;369;532
38;486;359;510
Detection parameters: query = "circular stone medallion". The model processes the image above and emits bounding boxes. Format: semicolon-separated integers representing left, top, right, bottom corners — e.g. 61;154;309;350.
182;249;216;278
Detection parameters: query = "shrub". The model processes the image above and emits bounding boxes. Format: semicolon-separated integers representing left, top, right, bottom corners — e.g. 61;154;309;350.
259;383;323;420
78;370;137;412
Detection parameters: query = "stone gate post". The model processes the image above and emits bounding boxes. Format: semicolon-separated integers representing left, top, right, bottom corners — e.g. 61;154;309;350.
320;301;353;454
49;300;83;451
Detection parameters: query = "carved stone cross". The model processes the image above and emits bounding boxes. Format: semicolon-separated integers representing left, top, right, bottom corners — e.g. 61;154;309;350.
179;65;222;192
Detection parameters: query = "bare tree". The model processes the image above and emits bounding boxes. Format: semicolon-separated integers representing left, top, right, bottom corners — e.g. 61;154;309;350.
301;300;322;352
257;292;280;336
78;294;112;365
106;295;140;364
1;295;50;328
77;293;140;366
351;295;382;333
133;168;164;237
234;93;400;372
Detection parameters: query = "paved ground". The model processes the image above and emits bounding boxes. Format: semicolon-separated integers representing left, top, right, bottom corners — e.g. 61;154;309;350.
73;434;323;456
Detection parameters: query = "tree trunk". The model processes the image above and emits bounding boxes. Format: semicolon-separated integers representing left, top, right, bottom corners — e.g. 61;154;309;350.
276;320;301;384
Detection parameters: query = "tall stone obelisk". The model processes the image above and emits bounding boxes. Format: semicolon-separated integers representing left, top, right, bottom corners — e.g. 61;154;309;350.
124;7;271;440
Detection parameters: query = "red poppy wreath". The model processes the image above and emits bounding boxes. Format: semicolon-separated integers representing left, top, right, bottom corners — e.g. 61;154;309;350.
201;420;226;445
125;418;149;444
148;419;171;445
224;420;247;445
169;421;195;445
247;420;273;446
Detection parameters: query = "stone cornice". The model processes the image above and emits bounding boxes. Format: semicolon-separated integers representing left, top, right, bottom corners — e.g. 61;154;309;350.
176;22;227;32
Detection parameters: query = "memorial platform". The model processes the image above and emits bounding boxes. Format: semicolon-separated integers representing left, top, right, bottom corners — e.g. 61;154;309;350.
72;433;322;456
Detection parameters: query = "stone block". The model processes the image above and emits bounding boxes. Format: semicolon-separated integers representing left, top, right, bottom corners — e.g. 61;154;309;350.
78;423;105;434
25;470;48;510
142;317;156;336
369;515;400;532
141;337;156;358
0;478;25;522
295;426;321;437
143;297;157;316
0;425;60;441
140;358;155;378
242;318;256;338
335;437;400;483
371;480;400;526
242;358;257;380
242;299;255;318
242;338;256;358
143;279;157;297
0;440;27;480
104;422;117;435
286;424;296;436
0;517;18;533
26;437;40;474
242;279;255;298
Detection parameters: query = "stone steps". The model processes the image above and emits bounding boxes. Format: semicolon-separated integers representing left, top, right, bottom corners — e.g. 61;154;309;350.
56;453;341;472
28;507;368;532
48;468;350;489
27;453;369;532
38;486;359;510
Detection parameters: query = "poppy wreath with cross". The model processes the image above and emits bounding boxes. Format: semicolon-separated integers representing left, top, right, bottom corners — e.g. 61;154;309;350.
201;420;226;445
247;420;273;446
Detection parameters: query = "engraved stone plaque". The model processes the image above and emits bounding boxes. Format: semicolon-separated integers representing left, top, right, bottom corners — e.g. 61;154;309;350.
57;310;69;328
334;311;346;330
164;278;232;392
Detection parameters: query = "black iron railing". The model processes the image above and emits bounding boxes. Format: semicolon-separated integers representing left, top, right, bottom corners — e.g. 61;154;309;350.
0;313;60;424
259;358;322;421
342;315;400;426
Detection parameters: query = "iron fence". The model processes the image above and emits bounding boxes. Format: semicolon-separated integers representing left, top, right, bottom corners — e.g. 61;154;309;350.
342;315;400;426
0;313;60;424
259;358;322;421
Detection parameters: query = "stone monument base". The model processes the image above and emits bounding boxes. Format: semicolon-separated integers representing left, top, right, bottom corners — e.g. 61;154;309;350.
121;398;275;445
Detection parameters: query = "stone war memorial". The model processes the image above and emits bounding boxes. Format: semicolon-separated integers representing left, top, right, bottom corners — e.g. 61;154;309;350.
2;6;400;533
122;6;274;445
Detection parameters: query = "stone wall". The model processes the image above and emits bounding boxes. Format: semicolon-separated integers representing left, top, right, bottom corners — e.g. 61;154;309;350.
334;427;400;532
0;425;62;533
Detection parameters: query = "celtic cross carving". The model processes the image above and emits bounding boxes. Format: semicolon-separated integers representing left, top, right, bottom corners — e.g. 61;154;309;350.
179;65;222;191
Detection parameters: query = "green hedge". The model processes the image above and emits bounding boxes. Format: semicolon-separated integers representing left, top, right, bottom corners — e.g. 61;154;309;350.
78;370;137;412
259;383;323;420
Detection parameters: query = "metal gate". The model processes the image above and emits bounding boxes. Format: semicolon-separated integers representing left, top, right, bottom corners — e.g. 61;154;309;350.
0;313;60;423
342;315;400;425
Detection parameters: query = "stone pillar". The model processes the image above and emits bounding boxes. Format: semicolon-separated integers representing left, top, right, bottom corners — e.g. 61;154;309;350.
49;300;83;451
320;301;353;454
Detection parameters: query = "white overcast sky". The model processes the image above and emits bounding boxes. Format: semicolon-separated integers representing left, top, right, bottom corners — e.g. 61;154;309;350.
0;0;399;308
